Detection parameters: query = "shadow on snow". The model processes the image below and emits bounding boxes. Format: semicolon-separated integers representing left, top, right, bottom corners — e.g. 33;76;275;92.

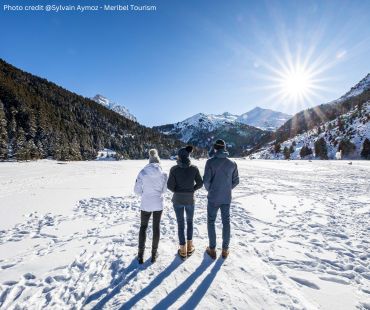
151;253;223;310
85;257;149;309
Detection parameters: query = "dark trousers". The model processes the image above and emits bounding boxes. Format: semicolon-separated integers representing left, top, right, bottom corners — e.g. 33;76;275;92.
173;205;195;245
138;210;163;254
207;203;230;250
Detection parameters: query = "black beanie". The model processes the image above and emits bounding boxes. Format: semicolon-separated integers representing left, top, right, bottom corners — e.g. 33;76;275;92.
214;139;226;150
178;145;193;159
185;145;193;153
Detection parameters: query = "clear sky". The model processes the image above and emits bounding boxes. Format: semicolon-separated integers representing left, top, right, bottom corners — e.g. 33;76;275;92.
1;0;370;126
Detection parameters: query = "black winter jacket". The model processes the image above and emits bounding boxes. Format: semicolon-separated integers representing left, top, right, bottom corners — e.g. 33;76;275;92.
167;161;203;205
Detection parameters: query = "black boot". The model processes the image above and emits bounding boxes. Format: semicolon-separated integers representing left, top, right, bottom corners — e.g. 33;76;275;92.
137;251;144;264
151;250;158;263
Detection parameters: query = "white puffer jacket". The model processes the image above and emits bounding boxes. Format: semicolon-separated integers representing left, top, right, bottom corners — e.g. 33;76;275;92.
134;163;168;212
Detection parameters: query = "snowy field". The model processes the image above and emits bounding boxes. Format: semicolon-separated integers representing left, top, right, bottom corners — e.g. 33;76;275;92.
0;160;369;309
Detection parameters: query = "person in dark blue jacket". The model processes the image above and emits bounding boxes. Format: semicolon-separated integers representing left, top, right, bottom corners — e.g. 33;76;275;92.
203;139;239;259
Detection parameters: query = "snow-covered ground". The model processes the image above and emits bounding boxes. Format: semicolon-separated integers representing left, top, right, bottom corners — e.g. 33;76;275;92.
0;160;369;309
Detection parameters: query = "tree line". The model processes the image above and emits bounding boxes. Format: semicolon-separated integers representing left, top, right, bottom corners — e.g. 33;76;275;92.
0;59;205;161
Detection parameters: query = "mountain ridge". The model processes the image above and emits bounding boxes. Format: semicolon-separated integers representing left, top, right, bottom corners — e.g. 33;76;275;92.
248;73;370;159
161;107;291;133
236;107;291;130
250;102;370;160
0;59;198;161
91;94;137;122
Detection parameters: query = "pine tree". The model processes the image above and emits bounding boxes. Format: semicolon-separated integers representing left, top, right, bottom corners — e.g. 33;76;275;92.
338;139;356;157
0;101;8;160
8;113;17;158
14;127;29;160
274;142;281;153
300;145;313;158
283;146;290;159
68;137;82;160
361;138;370;159
314;137;328;159
337;117;345;132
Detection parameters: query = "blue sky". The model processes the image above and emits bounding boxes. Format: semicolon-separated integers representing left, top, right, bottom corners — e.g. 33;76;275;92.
1;0;370;126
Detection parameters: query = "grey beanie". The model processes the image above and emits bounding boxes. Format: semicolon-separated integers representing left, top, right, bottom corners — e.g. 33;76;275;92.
149;149;160;163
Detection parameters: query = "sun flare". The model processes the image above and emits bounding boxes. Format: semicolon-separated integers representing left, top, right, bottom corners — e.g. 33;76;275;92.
280;66;313;100
254;43;336;112
256;55;331;112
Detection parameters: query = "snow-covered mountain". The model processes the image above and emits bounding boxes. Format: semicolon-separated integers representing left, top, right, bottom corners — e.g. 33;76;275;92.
249;73;370;160
265;72;370;152
182;112;239;129
91;94;137;122
236;107;291;131
153;107;288;156
157;112;238;143
337;73;370;102
155;107;289;139
250;102;370;160
154;113;268;156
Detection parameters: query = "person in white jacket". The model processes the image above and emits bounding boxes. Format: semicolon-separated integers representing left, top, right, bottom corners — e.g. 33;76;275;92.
134;149;168;264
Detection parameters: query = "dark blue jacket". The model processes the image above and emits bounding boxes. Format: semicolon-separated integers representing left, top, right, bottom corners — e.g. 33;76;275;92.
203;150;239;205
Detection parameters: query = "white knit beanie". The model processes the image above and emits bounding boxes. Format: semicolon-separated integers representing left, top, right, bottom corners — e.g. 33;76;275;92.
149;149;160;163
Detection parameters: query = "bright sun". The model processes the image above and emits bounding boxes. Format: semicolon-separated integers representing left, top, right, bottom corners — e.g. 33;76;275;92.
280;66;313;100
256;51;330;111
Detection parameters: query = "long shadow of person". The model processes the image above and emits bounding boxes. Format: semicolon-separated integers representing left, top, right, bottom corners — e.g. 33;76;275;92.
119;255;183;310
151;252;215;310
178;258;224;309
86;257;150;309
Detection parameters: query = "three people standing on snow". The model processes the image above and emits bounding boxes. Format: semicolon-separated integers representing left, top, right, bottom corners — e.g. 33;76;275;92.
134;139;239;263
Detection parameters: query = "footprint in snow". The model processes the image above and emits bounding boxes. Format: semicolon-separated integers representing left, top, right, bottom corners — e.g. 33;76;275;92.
290;277;320;290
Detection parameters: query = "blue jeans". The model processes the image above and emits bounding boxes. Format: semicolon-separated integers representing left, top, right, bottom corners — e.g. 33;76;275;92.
173;205;194;245
207;203;230;250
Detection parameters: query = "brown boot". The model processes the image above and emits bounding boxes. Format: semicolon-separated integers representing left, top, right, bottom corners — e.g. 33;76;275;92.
187;240;195;257
178;244;187;260
206;247;216;260
222;248;229;259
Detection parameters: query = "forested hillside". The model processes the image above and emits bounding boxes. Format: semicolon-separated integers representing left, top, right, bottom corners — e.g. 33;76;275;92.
274;91;370;143
0;59;192;161
250;102;370;160
247;74;370;156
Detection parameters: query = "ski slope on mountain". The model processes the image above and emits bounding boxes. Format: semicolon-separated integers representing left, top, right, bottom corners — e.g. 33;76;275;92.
0;160;369;309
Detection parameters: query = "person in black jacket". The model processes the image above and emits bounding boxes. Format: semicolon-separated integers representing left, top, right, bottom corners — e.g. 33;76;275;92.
167;145;203;259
